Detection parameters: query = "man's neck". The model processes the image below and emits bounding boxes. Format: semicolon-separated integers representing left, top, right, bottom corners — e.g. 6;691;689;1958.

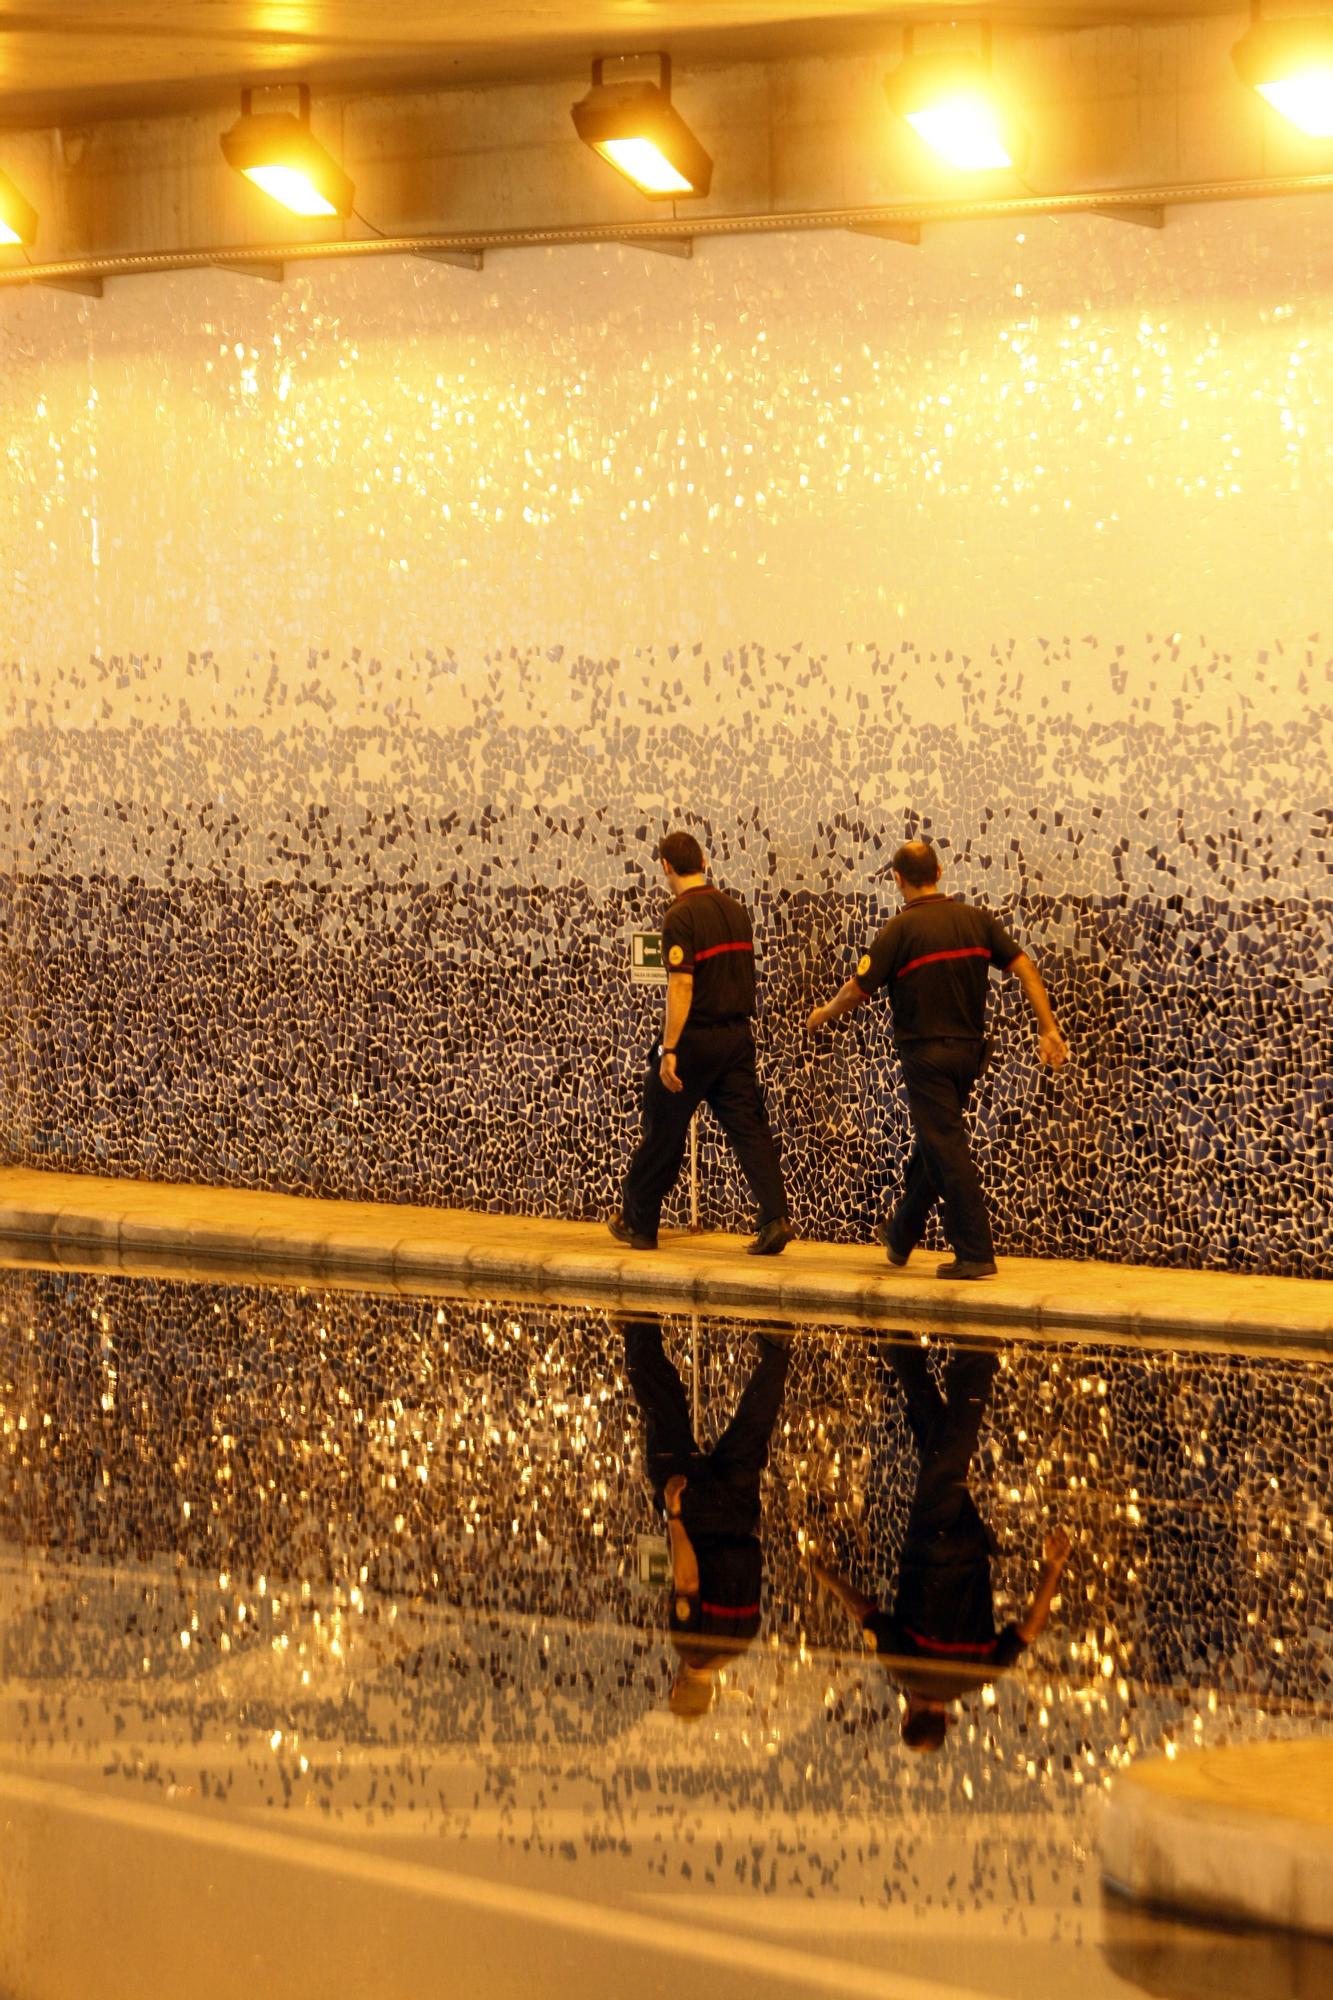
670;873;707;896
901;885;943;905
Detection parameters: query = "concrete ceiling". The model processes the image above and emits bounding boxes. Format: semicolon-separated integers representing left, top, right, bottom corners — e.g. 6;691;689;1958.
0;2;1231;129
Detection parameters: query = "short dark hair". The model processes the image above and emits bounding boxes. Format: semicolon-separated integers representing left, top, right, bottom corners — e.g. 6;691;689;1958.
891;840;941;889
669;1669;715;1721
660;831;704;876
902;1705;948;1752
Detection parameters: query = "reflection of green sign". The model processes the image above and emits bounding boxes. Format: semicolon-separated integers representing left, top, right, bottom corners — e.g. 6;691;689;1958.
635;1533;670;1589
629;932;667;986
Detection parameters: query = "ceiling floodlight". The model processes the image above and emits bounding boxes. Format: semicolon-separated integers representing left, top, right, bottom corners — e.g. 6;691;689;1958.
885;26;1028;174
0;170;38;247
572;54;713;199
1233;13;1333;137
221;85;354;218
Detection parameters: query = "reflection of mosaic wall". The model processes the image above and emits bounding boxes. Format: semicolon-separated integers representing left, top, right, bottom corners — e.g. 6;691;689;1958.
4;1273;1330;1714
2;1273;1330;1851
2;208;1332;1271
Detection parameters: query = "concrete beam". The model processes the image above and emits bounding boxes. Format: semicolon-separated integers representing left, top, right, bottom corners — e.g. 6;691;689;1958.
0;25;1319;272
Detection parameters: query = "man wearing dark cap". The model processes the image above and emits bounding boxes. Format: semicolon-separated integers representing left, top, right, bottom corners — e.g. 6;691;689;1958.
622;1316;790;1721
807;839;1067;1278
610;830;793;1257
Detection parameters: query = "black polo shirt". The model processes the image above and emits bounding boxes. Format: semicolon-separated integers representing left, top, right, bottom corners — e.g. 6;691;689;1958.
666;1472;763;1652
861;1609;1026;1702
667;1537;763;1650
661;885;756;1024
852;895;1022;1043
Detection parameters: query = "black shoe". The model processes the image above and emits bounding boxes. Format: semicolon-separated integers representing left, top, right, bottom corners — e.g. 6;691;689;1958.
935;1257;998;1280
608;1212;658;1252
874;1220;909;1268
748;1217;795;1257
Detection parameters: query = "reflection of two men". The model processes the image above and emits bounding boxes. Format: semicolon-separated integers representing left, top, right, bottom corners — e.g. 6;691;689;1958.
622;1316;790;1721
814;1340;1071;1751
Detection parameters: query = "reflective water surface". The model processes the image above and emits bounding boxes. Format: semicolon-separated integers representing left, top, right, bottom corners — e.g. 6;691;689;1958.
1;1268;1330;2000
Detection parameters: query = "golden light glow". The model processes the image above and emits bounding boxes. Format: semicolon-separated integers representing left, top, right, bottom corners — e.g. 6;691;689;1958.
241;162;338;217
0;168;37;246
906;93;1014;171
221;87;354;217
1255;66;1333;137
1234;19;1333;135
571;59;713;200
593;136;694;196
886;43;1027;175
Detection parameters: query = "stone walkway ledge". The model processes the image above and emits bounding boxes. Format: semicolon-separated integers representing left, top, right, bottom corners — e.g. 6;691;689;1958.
1;1167;1330;1353
1102;1739;1333;1939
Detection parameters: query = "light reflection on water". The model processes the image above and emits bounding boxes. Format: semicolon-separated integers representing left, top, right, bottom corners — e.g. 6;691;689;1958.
0;1267;1330;1999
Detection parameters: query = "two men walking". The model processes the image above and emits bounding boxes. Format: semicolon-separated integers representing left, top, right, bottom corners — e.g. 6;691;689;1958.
611;830;1067;1276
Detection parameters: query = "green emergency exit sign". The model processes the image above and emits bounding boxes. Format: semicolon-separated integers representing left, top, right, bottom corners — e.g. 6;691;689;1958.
628;932;667;986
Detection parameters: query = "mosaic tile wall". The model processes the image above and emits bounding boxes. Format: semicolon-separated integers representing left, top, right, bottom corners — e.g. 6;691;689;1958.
2;202;1331;1272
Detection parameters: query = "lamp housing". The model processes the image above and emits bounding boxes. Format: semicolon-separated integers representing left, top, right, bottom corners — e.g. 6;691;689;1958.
221;85;354;217
1232;16;1333;137
886;43;1029;174
572;55;713;199
0;170;38;247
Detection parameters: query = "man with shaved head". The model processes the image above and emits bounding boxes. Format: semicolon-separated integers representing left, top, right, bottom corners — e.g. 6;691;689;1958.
806;839;1067;1278
611;830;793;1256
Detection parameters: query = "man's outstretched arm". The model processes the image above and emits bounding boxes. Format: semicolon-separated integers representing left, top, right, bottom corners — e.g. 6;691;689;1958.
1016;1527;1072;1643
810;1554;878;1630
807;977;869;1033
1006;953;1068;1068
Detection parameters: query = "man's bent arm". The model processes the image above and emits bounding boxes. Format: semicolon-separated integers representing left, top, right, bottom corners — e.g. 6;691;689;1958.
668;1518;701;1598
1006;953;1068;1067
659;973;694;1092
665;1477;700;1599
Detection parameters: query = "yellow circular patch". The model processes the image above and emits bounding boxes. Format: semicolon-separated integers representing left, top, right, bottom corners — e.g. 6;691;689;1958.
668;944;685;967
857;953;873;976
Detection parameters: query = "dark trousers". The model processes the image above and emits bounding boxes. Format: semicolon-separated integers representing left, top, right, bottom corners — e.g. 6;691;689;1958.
621;1021;788;1238
884;1039;994;1264
881;1342;999;1542
624;1320;790;1526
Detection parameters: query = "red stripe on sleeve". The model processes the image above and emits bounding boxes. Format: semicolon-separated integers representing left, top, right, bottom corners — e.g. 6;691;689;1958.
902;1627;999;1657
693;940;754;964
